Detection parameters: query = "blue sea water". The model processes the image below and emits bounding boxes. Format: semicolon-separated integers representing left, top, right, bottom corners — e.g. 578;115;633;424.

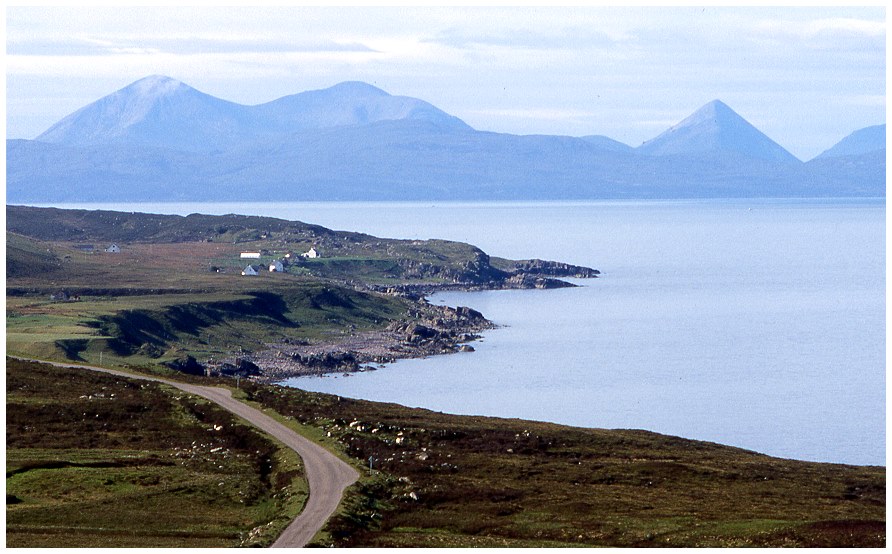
52;200;886;465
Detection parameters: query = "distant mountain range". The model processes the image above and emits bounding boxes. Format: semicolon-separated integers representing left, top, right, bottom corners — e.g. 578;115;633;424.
7;75;885;201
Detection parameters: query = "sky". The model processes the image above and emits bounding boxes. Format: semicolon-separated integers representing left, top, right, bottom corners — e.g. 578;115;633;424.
5;5;886;161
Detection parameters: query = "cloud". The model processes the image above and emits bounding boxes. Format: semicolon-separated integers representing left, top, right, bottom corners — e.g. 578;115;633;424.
752;16;885;55
424;25;630;51
7;35;379;56
5;49;388;80
841;94;886;108
758;17;885;39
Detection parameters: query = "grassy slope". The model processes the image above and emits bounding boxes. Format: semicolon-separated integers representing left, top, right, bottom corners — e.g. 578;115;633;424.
6;358;885;548
6;233;412;370
5;358;307;547
242;382;885;548
6;206;499;284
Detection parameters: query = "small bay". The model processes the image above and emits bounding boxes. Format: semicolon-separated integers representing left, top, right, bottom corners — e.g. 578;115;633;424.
51;199;885;465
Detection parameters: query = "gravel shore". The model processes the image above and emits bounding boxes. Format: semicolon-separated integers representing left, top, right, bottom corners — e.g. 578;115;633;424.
212;301;494;383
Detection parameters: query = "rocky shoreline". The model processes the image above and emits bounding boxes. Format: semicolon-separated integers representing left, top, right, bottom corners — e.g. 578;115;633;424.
202;301;494;383
181;259;599;382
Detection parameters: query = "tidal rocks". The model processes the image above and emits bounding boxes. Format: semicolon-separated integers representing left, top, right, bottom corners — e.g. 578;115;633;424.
503;273;575;289
505;259;601;278
290;351;360;373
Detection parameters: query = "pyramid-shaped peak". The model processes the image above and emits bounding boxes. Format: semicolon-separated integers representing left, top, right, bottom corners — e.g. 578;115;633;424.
680;99;744;126
637;99;799;163
704;99;733;111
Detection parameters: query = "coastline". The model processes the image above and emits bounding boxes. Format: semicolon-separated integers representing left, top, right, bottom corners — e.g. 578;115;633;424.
213;292;498;384
204;264;599;383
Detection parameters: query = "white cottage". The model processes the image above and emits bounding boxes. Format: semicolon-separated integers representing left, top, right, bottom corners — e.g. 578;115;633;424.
269;260;285;272
302;247;319;259
105;244;121;253
241;265;259;276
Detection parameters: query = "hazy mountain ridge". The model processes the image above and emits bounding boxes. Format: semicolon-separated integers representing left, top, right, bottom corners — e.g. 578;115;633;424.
36;76;265;153
8;76;885;201
34;75;471;153
253;80;472;133
814;124;885;159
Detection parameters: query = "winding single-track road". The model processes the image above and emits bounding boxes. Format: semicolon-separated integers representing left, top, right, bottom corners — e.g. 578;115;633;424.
11;357;360;548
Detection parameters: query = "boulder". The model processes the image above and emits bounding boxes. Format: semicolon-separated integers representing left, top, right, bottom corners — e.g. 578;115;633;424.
217;358;261;377
164;354;205;376
406;324;438;342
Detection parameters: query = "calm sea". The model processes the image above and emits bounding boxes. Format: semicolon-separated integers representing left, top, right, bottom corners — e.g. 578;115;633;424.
50;200;886;465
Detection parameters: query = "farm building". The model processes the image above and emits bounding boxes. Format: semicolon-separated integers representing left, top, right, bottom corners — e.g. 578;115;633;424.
269;260;285;272
240;252;261;259
241;265;260;276
105;244;121;253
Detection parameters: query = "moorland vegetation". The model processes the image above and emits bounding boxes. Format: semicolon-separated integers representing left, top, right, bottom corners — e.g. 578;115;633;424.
5;205;885;547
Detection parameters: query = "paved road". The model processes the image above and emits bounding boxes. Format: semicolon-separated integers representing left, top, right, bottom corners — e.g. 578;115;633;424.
11;358;360;548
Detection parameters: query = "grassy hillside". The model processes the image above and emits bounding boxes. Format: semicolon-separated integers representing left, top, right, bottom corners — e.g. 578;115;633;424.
7;284;409;373
6;233;64;278
7;205;596;288
8;358;884;548
6;358;306;547
243;382;885;548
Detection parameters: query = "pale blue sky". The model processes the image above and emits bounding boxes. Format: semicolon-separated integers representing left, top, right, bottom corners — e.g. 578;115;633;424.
5;5;886;160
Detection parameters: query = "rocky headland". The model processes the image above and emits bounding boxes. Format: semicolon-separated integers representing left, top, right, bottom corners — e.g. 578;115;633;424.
239;303;493;382
198;258;599;381
7;205;600;383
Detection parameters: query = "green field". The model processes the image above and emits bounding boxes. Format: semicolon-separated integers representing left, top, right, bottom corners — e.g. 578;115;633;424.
6;358;307;548
7;256;412;371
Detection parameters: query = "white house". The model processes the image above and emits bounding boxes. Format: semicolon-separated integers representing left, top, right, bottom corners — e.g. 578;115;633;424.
241;265;259;276
105;244;121;253
269;260;285;272
302;247;319;259
240;252;261;259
